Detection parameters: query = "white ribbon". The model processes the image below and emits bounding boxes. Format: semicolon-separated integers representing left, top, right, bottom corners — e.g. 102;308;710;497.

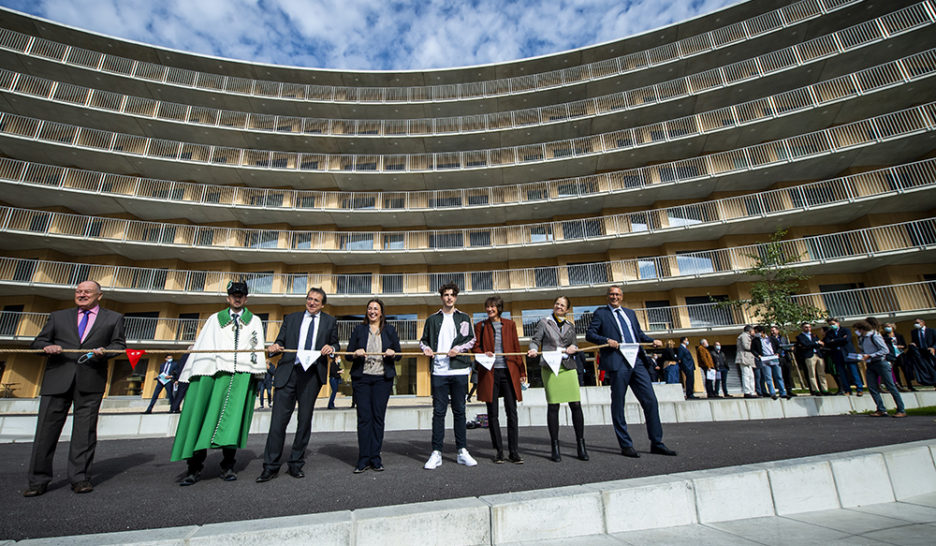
541;351;564;376
618;344;640;368
475;354;496;370
296;349;321;371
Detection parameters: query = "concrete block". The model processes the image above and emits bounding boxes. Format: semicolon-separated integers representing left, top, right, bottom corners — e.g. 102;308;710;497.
649;383;686;402
0;398;39;413
99;414;142;438
814;395;853;416
830;452;895;507
625;402;645;425
693;469;774;523
0;415;37;437
525;405;548;426
743;399;784;420
355;497;488;546
913;390;936;407
766;460;840;515
882;445;936;500
595;475;697;533
138;413;173;436
18;526;199;545
583;386;610;405
190;511;351;545
657;402;677;423
900;393;920;410
250;411;271;434
482;485;604;543
780;397;819;418
312;409;349;432
674;401;713;423
384;407;420;432
515;405;533;427
848;394;877;412
709;399;748;421
521;387;547;405
579;402;606;426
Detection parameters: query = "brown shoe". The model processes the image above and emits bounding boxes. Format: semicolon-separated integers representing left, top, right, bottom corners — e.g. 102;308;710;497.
23;484;47;497
869;411;887;417
71;480;93;494
892;412;908;418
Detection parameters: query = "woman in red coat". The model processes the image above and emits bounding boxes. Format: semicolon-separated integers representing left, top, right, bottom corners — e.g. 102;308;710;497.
473;296;527;464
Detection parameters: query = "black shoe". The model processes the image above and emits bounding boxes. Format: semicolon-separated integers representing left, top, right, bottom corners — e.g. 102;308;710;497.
771;395;779;400
71;480;93;493
142;410;152;415
353;465;370;474
743;394;758;398
493;451;506;464
788;392;798;397
220;468;237;482
621;446;640;458
508;453;524;464
576;439;589;461
651;444;678;456
23;484;47;497
255;469;278;483
179;472;200;486
372;464;384;472
686;395;698;400
550;440;561;462
287;468;305;479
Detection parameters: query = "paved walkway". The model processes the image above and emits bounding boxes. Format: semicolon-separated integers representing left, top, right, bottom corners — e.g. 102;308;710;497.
3;414;935;541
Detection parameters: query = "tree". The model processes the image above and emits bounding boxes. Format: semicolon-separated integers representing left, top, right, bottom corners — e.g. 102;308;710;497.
722;228;824;332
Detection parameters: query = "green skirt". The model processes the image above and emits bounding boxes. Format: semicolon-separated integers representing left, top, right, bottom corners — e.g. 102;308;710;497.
170;372;258;462
541;366;581;404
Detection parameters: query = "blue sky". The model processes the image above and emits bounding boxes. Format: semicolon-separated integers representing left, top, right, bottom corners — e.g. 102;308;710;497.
0;0;740;70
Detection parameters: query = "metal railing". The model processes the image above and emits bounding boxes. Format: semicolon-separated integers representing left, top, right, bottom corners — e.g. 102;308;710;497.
1;9;933;177
0;217;932;298
1;137;935;255
3;21;931;143
0;0;862;105
2;281;933;343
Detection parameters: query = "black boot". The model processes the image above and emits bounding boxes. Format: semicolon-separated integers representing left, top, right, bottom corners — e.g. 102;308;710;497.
576;438;589;461
550;440;561;462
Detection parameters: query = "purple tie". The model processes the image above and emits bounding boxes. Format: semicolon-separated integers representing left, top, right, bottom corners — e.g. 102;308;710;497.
78;309;90;341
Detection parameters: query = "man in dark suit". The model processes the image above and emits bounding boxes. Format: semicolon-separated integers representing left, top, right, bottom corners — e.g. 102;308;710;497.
143;355;181;414
823;318;863;396
586;285;676;458
24;280;126;497
676;336;697;399
257;287;339;482
168;346;192;413
911;318;936;358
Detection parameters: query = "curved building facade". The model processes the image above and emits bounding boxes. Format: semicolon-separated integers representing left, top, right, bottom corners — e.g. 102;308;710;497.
0;0;933;399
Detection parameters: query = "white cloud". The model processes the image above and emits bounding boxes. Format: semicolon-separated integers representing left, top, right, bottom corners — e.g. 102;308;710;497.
1;0;740;70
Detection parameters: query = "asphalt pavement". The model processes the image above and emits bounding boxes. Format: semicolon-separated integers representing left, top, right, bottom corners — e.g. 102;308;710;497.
3;414;935;540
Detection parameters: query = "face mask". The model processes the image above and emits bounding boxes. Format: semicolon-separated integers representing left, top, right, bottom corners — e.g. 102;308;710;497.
830;324;839;330
915;323;923;329
884;327;893;333
715;345;721;350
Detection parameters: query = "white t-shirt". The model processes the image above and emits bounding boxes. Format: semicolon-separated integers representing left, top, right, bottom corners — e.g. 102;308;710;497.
433;311;470;376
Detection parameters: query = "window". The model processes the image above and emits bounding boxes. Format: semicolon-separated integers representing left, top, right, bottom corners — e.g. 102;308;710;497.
567;262;609;285
667;207;704;227
339;234;374;250
381;274;403;293
471;271;493;291
292;233;313;249
245;272;274;294
469;231;491;247
342;196;376;209
0;304;23;336
645;300;673;330
530;226;553;243
196;228;214;246
177;312;199;341
125;311;159;340
69;264;91;286
429;232;463;249
336;274;372;295
12;260;35;282
534;267;558;287
685;295;733;327
383;234;405;250
807;233;855;260
522;309;553;336
429;273;465;293
186;271;207;292
676;251;716;275
130;268;168;290
467;194;489;205
245;231;279;249
562;219;602;240
638;257;658;279
287;275;308;294
820;283;869;318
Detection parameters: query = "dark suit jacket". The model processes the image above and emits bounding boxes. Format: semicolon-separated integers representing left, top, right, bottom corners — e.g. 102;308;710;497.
347;323;401;380
795;332;822;360
676;345;695;371
272;310;340;387
824;326;857;364
585;306;654;372
912;328;936;351
31;307;126;395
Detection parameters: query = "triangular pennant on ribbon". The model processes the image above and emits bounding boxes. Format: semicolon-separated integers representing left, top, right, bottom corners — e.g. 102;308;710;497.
126;349;147;369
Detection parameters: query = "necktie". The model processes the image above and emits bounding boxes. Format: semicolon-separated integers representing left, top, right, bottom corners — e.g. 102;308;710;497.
304;314;317;350
615;308;634;343
78;309;90;341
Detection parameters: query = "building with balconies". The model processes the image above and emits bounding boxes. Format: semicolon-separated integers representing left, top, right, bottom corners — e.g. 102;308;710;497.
0;0;933;400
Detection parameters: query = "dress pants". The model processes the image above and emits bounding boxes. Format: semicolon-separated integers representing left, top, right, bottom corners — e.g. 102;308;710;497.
188;447;236;474
262;364;323;473
170;381;188;413
144;380;174;412
28;382;103;487
430;374;469;452
803;355;827;392
836;360;864;393
328;376;340;408
754;366;768;396
681;367;695;397
741;365;756;395
866;360;905;413
486;368;519;456
780;355;796;393
605;363;663;450
352;374;393;468
717;367;731;396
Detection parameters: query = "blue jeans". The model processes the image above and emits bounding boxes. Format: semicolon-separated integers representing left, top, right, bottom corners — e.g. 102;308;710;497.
754;366;766;396
664;365;680;384
836;361;865;393
327;377;340;408
431;374;469;452
866;360;905;413
765;363;786;397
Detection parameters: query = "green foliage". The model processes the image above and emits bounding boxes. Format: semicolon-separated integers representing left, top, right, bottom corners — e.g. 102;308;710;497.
721;228;824;333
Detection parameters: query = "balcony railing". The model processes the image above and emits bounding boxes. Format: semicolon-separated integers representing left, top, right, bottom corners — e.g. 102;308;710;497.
4;27;931;143
0;217;932;298
1;281;933;343
2;11;934;178
0;0;863;105
1;149;934;256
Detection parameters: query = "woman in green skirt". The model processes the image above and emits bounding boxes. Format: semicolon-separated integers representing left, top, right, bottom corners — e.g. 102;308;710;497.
527;295;588;462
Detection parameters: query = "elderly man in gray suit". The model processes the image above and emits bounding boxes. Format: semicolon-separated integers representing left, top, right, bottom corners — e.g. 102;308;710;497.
24;280;126;497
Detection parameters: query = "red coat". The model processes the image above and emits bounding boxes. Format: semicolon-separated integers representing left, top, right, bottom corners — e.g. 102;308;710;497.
472;318;526;402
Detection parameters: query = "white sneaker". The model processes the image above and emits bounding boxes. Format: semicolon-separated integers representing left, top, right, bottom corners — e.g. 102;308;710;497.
457;448;477;467
424;450;442;470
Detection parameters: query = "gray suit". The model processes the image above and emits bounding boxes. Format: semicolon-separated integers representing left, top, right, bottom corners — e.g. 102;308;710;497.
29;307;126;487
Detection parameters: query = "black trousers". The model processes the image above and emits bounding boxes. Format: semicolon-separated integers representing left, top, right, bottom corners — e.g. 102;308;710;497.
262;365;323;472
486;368;519;456
681;367;695;397
28;382;103;486
145;380;174;412
170;382;188;413
353;374;393;468
780;355;796;392
187;447;236;474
